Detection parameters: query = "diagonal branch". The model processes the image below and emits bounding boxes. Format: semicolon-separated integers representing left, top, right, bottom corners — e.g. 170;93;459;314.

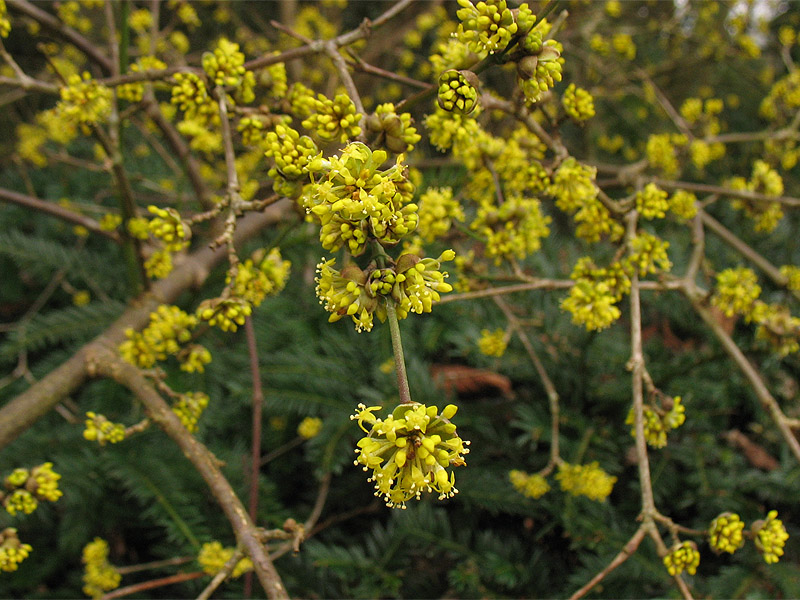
0;206;288;449
89;348;287;599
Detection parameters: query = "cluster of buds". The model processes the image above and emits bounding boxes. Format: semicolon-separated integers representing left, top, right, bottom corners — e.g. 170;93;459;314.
1;463;62;516
264;124;322;197
516;21;563;104
0;528;32;572
198;541;253;578
414;186;465;243
454;0;534;55
663;540;700;576
301;92;362;143
365;103;422;153
202;38;255;104
635;183;670;220
171;72;218;124
119;305;201;369
708;512;745;554
437;70;479;115
315;250;454;333
82;538;121;598
626;395;686;448
351;402;470;508
83;412;126;445
302;142;418;255
227;248;291;307
509;469;550;499
562;83;595;121
172;392;210;433
196;297;252;332
470;194;551;264
56;73;112;127
729;159;785;232
753;510;790;564
562;258;631;331
555;462;617;501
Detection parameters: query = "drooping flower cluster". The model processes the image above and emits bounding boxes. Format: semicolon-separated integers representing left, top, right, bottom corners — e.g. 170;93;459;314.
82;538;121;598
83;412;126;445
315;250;454;332
352;402;470;509
626;395;686;448
753;510;790;564
663;541;700;576
365;103;422;154
708;512;745;554
555;462;616;501
509;469;550;499
0;528;32;572
198;541;253;578
303;142;418;255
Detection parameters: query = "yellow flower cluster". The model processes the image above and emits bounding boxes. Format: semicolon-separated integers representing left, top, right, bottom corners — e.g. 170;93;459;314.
627;232;672;276
518;37;563;104
297;416;323;439
562;258;630;331
470;195;551;264
668;190;698;221
56;73;112;127
172;392;209;433
438;69;479;115
198;541;253;578
730;160;785;232
264;124;322;198
780;265;800;291
760;70;800;122
0;0;11;38
171;72;218;124
414;187;464;243
708;512;745;554
228;248;291;307
753;510;790;564
83;412;126;445
302;142;417;255
711;267;761;319
509;469;550;499
454;0;524;55
555;462;616;501
301;92;362;143
645;133;688;177
364;103;422;154
316;251;454;333
352;402;470;509
6;462;62;506
147;205;191;252
82;538;121;598
202;38;255;104
562;83;595;121
196;297;252;332
0;528;32;572
119;305;199;368
663;540;700;576
424;105;482;152
478;328;507;357
117;56;167;103
635;183;669;220
550;158;623;242
753;303;800;356
626;396;686;449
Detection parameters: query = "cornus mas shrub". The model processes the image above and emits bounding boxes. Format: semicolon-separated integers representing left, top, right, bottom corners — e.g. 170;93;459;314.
0;0;799;597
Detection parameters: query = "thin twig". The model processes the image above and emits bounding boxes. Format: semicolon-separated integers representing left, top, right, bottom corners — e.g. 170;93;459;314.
569;525;647;600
